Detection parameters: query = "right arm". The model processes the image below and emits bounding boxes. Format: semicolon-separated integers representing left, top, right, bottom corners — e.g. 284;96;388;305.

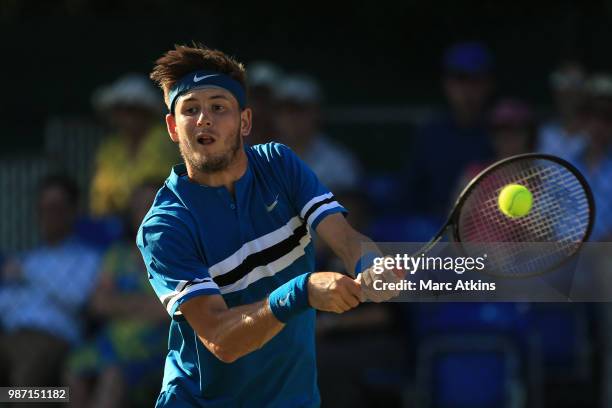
180;271;361;364
180;295;281;364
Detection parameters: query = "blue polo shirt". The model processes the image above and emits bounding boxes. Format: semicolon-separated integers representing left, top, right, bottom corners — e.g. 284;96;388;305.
137;143;347;407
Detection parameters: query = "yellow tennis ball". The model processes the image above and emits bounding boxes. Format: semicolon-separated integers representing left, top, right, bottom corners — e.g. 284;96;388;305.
498;184;533;218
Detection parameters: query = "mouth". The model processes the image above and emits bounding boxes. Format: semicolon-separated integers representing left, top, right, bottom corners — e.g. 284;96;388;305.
196;133;216;145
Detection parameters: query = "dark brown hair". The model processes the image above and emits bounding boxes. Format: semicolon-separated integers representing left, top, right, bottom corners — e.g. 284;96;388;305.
150;43;247;107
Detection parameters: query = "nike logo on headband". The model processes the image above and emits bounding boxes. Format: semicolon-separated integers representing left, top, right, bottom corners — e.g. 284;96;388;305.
193;73;220;82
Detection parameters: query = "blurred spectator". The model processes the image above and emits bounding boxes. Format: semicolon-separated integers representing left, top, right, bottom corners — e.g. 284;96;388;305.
489;99;537;157
402;41;495;217
537;62;588;162
572;74;612;241
316;189;405;408
408;94;537;406
453;99;537;242
89;73;179;217
247;61;283;145
458;98;537;187
67;183;167;408
275;73;361;190
0;175;100;389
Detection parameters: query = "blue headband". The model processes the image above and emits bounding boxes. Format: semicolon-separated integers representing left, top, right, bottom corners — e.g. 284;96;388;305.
168;70;247;114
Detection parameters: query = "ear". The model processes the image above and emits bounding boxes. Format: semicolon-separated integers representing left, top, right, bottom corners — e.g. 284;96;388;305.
166;113;179;143
240;108;252;137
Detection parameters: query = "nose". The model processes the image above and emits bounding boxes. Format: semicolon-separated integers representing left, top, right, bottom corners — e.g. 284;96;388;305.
196;111;213;127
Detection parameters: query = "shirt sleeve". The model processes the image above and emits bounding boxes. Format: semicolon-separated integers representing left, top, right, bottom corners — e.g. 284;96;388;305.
273;143;347;230
137;213;220;317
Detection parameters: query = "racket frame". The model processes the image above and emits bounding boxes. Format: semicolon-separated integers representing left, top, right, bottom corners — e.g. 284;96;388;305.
418;153;596;278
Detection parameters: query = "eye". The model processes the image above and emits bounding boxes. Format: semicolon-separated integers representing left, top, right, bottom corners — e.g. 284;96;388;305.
183;106;199;115
212;104;226;112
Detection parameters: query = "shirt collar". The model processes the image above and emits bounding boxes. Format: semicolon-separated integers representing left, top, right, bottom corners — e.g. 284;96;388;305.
166;150;252;197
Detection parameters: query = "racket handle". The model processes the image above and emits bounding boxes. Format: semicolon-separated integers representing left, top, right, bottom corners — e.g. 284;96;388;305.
414;234;444;257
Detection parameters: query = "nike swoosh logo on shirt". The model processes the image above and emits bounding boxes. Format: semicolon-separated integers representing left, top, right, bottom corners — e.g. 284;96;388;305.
278;292;291;307
193;73;220;82
266;194;280;212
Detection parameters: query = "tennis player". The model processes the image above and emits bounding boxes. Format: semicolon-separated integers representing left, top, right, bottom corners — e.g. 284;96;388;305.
137;44;401;407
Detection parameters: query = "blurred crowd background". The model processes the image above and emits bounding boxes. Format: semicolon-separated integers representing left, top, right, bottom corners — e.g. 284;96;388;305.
2;1;612;407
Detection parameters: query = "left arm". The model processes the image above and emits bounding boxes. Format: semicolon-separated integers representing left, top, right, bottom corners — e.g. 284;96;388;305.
315;213;376;278
316;213;402;302
270;144;398;300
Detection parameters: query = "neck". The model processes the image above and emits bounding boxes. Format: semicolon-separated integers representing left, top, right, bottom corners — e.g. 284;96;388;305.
187;150;248;195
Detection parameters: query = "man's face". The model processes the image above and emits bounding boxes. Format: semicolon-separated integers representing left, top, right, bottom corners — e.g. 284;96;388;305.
167;88;251;173
39;186;76;243
444;74;492;123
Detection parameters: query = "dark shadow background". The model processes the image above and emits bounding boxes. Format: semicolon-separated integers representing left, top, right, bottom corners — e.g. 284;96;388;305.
2;0;612;155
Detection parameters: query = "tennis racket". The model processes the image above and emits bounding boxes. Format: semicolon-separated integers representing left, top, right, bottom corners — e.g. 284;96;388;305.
413;153;595;278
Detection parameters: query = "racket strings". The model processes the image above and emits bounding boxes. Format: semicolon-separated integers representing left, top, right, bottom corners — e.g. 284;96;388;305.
457;158;591;277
